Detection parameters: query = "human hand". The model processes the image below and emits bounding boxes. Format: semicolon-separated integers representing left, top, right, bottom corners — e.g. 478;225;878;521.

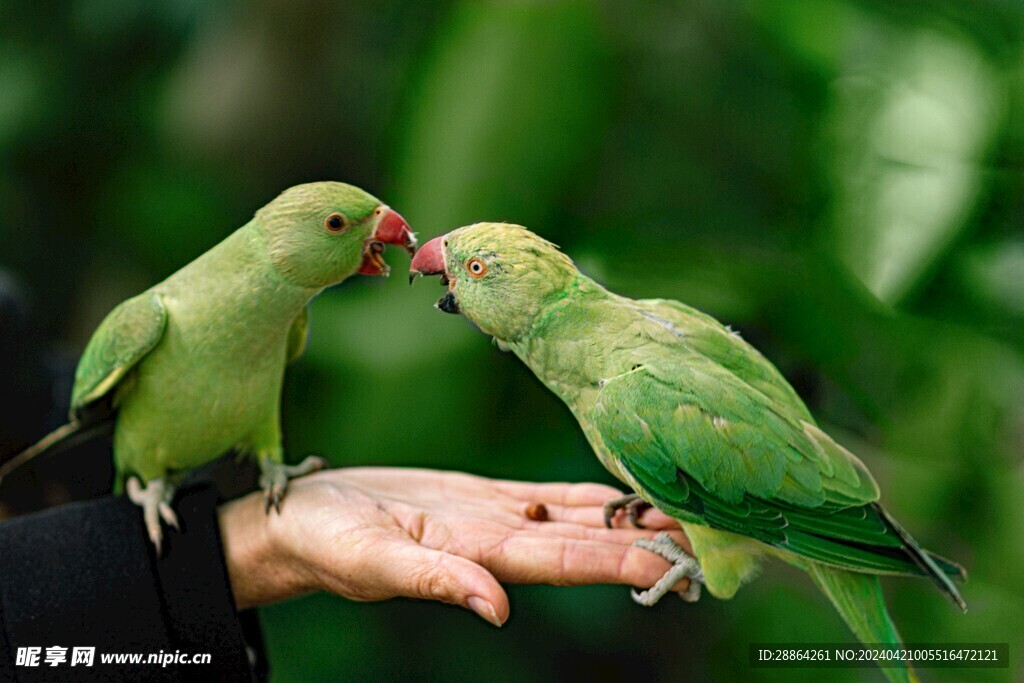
218;467;691;626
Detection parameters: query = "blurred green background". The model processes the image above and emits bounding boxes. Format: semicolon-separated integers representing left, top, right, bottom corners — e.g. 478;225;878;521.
1;0;1022;681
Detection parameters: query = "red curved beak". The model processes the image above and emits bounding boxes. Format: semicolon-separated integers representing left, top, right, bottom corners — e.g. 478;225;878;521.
409;235;446;281
376;208;417;253
409;234;460;313
358;207;417;276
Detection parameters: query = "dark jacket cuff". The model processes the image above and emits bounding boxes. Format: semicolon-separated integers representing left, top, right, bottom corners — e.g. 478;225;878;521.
0;485;264;682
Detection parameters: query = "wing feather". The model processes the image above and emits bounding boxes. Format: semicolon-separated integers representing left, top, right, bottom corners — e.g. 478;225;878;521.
588;345;934;575
70;292;167;416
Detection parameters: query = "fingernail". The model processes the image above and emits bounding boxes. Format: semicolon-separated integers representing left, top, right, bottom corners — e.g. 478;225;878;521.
467;596;503;627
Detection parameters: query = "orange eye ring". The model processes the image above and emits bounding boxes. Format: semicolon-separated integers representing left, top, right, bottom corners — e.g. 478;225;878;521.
467;257;487;279
325;212;347;233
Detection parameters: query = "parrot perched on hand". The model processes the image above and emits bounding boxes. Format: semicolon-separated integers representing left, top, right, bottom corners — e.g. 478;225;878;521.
411;223;966;683
0;181;416;553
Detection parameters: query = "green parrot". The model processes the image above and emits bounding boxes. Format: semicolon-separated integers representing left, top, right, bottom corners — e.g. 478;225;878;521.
0;181;416;553
411;223;965;683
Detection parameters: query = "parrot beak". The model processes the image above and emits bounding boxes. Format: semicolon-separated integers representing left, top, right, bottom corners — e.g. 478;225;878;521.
409;234;461;314
409;234;446;281
359;207;417;276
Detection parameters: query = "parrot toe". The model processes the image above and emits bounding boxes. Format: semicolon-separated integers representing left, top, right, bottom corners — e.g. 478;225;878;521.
626;498;652;529
265;487;283;515
631;532;704;606
126;476;178;557
678;578;702;603
158;501;180;531
259;455;328;515
602;493;651;529
289;455;328;477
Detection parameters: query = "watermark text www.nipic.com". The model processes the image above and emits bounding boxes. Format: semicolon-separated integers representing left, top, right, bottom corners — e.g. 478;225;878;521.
16;646;212;668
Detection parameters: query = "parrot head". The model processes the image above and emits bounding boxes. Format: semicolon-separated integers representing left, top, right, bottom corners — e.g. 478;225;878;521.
409;223;576;341
255;181;416;288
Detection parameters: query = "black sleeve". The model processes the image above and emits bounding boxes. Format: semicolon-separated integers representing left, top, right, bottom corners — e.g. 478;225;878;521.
0;485;267;682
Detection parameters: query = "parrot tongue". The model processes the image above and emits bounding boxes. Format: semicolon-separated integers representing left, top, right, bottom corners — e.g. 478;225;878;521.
359;208;417;277
358;242;390;276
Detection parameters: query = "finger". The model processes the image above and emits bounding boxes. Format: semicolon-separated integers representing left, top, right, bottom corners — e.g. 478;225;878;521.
608;506;680;530
359;540;510;627
492;480;625;507
529;503;681;530
516;522;692;551
475;535;694;592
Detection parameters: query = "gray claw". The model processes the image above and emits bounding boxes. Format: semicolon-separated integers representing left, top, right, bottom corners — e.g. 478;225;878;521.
627;498;651;529
263;485;283;515
631;532;704;606
126;476;178;556
259;455;326;516
603;493;651;529
159;502;180;531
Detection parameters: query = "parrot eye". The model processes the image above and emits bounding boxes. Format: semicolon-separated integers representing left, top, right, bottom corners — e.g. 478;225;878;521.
467;258;487;278
325;213;347;233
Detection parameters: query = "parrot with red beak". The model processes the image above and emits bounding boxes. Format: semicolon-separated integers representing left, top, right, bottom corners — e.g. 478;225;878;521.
0;182;416;553
411;223;965;683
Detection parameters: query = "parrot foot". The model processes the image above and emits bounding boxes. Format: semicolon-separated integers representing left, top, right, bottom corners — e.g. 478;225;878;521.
259;455;328;514
603;494;652;529
631;532;704;606
126;476;179;556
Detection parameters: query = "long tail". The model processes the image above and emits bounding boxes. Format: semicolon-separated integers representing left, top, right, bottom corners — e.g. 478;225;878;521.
809;563;919;683
0;420;111;485
874;503;967;612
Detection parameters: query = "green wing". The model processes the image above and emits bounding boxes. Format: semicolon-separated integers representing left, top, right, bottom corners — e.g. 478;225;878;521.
286;305;310;364
589;350;949;577
70;292;168;417
634;298;812;421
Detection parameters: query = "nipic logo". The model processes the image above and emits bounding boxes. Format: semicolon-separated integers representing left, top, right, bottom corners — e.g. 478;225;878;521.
15;646;209;667
16;646;95;667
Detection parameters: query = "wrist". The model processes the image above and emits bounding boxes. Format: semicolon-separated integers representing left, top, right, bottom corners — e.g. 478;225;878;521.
218;491;315;610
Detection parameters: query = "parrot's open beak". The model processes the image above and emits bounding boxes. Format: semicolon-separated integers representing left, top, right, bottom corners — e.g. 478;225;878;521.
359;207;417;276
409;234;460;314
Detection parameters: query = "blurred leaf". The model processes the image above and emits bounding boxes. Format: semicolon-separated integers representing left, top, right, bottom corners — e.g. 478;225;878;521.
94;160;241;275
830;25;1004;303
958;239;1024;316
0;47;45;149
394;0;611;232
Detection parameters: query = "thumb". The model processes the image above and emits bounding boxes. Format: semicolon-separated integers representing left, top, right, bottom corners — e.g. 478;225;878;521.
380;542;510;627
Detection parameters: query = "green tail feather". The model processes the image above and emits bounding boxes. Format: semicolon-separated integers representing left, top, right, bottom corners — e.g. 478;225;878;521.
873;503;967;611
0;422;82;484
926;551;967;582
0;420;115;485
808;563;919;683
